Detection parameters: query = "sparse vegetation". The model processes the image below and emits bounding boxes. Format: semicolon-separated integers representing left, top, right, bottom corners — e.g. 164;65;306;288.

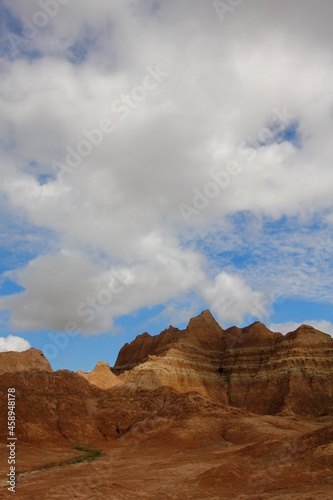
71;444;102;463
35;444;102;472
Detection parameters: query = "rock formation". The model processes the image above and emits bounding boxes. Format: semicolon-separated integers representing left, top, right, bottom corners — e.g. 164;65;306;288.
0;348;52;375
114;310;227;401
220;322;333;416
0;312;332;498
0;312;332;441
114;312;333;416
78;361;122;389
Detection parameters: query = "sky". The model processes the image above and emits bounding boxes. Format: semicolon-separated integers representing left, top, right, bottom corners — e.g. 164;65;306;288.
0;0;332;372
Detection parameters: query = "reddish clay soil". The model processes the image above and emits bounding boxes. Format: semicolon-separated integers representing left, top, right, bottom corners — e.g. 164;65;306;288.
0;413;332;499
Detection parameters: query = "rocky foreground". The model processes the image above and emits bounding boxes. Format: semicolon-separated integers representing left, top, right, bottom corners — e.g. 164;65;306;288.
0;311;332;498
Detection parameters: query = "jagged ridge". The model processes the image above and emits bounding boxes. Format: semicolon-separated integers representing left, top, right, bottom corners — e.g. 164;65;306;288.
113;312;333;416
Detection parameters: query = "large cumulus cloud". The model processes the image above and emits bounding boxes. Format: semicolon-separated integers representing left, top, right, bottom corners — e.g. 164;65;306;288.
0;0;333;333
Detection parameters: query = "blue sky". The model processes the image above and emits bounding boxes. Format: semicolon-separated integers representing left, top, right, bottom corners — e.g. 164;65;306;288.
0;0;332;372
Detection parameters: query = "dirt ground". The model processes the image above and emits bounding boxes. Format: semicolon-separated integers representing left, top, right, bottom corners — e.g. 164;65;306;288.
1;414;332;499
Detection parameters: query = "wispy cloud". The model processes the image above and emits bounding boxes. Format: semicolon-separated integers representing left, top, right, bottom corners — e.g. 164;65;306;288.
269;320;333;338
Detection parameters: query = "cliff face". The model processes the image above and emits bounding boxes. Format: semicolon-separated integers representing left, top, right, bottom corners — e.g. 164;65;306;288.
114;310;228;401
223;321;283;348
0;348;52;375
220;323;333;416
113;326;183;374
113;313;333;416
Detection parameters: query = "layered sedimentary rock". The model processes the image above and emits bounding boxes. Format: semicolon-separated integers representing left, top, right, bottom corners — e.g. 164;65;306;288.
78;361;122;389
114;312;333;416
0;348;52;375
114;310;228;401
113;327;183;373
220;323;333;416
0;368;228;444
0;310;331;448
0;313;332;499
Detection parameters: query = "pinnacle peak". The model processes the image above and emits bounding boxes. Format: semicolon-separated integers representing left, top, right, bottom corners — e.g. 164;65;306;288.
95;361;110;368
244;321;272;332
188;309;216;324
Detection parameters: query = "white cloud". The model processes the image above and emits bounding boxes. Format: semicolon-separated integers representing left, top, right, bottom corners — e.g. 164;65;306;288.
0;335;31;352
0;1;333;333
269;320;333;338
197;219;333;306
202;272;268;325
0;244;207;334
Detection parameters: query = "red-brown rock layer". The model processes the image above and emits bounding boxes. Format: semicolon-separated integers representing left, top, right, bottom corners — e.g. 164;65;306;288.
220;323;333;416
0;348;52;375
114;313;333;416
114;310;228;401
0;312;332;498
